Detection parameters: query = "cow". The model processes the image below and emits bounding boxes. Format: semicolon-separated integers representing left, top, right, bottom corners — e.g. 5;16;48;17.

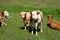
47;15;60;30
20;12;32;30
0;10;10;26
31;10;43;35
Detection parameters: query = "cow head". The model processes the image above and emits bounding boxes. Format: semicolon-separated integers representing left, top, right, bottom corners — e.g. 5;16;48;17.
48;15;53;23
48;15;53;20
31;11;38;20
4;10;10;19
20;12;26;19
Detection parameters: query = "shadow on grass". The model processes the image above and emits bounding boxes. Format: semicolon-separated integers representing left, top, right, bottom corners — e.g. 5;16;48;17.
20;26;41;35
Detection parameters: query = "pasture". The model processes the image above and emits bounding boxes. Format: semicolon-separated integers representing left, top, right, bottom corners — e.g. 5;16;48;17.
0;0;60;40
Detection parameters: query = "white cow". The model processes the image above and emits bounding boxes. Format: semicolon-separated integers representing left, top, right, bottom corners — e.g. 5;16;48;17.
31;10;43;35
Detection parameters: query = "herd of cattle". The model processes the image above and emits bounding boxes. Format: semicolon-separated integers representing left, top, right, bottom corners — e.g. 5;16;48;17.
0;10;60;35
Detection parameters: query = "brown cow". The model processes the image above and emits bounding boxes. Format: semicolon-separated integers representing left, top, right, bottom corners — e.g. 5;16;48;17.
20;12;32;30
47;15;60;30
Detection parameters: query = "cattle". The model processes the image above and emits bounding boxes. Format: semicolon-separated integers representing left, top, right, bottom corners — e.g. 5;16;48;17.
47;15;60;30
0;10;10;26
31;10;43;35
20;12;32;30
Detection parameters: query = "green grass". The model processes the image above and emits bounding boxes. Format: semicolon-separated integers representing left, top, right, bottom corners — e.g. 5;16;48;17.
0;6;60;40
0;0;60;40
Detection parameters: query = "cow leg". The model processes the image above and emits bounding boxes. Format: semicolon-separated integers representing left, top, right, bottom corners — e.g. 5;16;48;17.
24;21;27;30
1;19;7;26
25;27;26;30
32;25;34;35
35;23;38;35
0;19;3;26
1;22;7;26
0;18;3;26
24;24;26;30
2;22;7;26
40;22;42;32
27;21;30;26
2;22;7;25
1;22;3;26
32;30;33;35
31;21;34;35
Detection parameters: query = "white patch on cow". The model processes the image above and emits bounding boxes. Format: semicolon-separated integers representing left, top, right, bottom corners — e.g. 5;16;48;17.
32;11;38;20
20;12;25;18
32;11;41;23
37;14;41;23
27;23;29;26
4;10;9;19
32;31;33;35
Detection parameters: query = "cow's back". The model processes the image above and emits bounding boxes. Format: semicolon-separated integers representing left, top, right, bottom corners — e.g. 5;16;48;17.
25;12;31;21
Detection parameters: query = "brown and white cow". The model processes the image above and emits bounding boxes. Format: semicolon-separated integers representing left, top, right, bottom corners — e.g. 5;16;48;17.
31;10;43;35
0;10;10;26
20;12;32;30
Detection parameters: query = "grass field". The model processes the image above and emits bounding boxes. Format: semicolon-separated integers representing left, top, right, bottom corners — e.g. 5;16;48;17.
0;0;60;40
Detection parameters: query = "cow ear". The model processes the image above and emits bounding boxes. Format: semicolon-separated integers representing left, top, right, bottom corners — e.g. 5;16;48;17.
37;12;39;15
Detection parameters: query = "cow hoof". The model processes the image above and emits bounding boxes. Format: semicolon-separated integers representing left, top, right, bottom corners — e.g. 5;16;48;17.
36;31;38;35
32;31;33;35
40;30;42;32
4;24;7;25
1;24;3;26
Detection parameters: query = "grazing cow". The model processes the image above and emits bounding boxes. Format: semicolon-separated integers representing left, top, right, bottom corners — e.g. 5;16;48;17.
0;10;10;26
47;15;60;30
20;12;32;30
31;10;43;35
